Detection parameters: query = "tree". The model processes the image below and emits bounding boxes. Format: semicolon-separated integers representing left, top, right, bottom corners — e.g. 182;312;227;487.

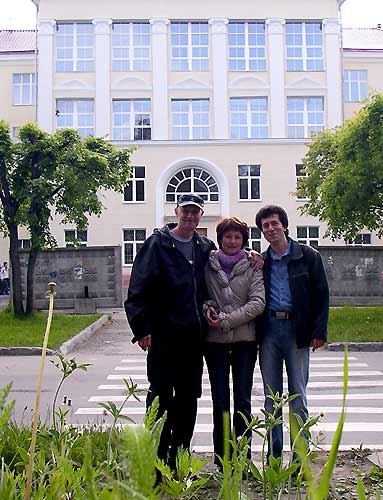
0;121;132;316
297;94;383;241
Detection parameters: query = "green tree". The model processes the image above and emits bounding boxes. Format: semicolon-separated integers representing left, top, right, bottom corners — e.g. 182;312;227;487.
0;121;132;316
297;94;383;241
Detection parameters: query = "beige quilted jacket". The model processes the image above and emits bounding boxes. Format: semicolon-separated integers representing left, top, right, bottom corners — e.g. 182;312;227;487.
204;250;265;343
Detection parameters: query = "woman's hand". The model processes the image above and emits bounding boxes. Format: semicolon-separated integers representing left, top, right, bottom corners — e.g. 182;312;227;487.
248;250;264;270
207;306;222;327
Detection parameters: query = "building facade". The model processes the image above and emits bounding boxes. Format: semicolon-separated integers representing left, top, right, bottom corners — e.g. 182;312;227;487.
1;0;383;282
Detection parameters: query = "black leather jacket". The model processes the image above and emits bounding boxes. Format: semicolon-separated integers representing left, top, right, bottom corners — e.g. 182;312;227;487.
125;224;215;344
259;238;329;348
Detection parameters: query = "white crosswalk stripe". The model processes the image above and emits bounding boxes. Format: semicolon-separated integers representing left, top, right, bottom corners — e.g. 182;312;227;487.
75;353;383;451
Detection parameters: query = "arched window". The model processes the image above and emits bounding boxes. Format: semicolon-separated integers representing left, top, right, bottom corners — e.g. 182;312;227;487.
165;167;219;203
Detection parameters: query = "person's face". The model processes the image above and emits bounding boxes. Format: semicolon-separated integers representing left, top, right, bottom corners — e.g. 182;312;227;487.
261;213;287;245
221;230;244;256
175;204;203;231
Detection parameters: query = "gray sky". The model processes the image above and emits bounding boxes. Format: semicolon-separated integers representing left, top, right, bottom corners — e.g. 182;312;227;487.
1;0;383;29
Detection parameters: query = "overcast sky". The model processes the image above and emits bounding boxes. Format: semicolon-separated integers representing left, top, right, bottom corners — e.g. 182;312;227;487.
1;0;383;29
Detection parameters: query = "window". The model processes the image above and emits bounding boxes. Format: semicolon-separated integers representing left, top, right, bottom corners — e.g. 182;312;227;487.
65;229;88;247
228;22;266;71
230;97;268;139
238;165;261;200
166;168;219;203
346;233;371;246
112;100;151;141
297;226;319;247
124;166;145;202
296;163;308;199
12;73;35;105
56;23;94;72
287;97;324;138
18;239;31;250
56;99;94;138
123;229;146;264
286;22;323;71
249;227;262;252
171;22;208;71
172;99;209;140
112;23;150;71
343;70;368;102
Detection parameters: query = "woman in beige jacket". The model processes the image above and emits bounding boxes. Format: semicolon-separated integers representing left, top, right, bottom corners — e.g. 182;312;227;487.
204;217;265;467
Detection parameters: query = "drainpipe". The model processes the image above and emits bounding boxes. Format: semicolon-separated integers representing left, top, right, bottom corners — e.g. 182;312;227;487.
31;0;39;123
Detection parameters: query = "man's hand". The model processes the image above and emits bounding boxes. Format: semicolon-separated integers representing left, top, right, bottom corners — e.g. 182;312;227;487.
248;250;264;271
138;335;151;351
311;338;325;352
207;306;222;328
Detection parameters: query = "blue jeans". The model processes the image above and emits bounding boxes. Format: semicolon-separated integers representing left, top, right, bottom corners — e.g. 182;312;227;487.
259;316;309;458
204;341;257;463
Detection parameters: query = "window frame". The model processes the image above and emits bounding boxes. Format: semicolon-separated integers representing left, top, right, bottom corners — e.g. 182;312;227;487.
343;70;368;102
238;165;261;201
287;96;324;139
165;167;219;204
112;99;152;141
123;166;146;203
56;99;95;138
56;22;94;72
295;163;309;200
249;226;262;252
171;99;210;140
12;73;36;105
230;97;269;139
228;21;266;72
285;21;323;72
112;22;151;72
123;228;146;265
346;233;372;246
170;21;209;72
64;228;88;247
296;225;319;247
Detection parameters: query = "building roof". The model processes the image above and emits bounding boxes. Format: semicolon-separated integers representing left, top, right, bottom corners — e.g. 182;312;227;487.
342;27;383;50
0;30;35;54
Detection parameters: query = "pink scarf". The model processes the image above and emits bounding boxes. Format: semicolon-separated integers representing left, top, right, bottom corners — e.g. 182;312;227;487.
217;249;246;276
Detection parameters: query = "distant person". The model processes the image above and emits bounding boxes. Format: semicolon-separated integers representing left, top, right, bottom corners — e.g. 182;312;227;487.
255;205;329;459
0;262;9;295
204;217;265;467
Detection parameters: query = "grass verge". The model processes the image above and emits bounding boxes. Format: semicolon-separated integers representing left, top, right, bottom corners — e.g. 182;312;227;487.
328;306;383;343
0;310;102;349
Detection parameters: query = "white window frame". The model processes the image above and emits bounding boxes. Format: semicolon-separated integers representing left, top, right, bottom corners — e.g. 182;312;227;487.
12;73;36;105
171;99;210;140
56;99;94;138
64;229;88;247
123;228;146;265
286;22;323;72
343;70;368;102
287;97;324;139
56;22;94;72
230;97;268;139
170;22;209;71
112;99;151;141
346;233;372;246
123;166;146;203
297;226;319;247
228;22;266;72
112;22;151;71
18;239;31;250
165;167;219;203
249;227;262;252
295;163;309;200
238;165;261;201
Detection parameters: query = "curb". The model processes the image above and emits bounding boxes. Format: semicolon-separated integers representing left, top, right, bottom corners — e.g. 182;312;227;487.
0;314;110;356
327;342;383;352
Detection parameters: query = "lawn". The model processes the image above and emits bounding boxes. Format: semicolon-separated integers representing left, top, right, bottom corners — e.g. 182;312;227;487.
0;310;102;349
328;306;383;343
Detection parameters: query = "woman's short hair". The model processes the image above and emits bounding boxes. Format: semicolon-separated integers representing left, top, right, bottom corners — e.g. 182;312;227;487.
216;217;249;249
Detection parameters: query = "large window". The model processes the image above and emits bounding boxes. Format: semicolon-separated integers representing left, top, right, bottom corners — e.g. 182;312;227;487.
297;226;319;247
112;100;151;141
56;23;94;72
12;73;35;105
65;229;88;247
171;99;209;140
228;22;266;71
287;97;324;138
56;99;94;137
112;23;150;71
238;165;261;200
166;168;219;203
230;97;268;139
343;70;368;102
286;22;323;72
171;22;208;71
123;229;146;264
124;166;145;202
249;227;262;252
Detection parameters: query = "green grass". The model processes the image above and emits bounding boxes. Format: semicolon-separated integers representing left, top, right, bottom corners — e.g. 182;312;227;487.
328;306;383;343
0;310;102;349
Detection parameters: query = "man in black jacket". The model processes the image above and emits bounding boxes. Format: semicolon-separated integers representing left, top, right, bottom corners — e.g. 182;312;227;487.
255;205;329;459
125;193;214;467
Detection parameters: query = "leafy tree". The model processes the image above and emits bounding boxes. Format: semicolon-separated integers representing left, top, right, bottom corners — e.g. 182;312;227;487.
297;94;383;241
0;121;132;316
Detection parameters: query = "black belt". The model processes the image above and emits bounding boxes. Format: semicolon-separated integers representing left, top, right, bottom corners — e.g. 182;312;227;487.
269;310;293;320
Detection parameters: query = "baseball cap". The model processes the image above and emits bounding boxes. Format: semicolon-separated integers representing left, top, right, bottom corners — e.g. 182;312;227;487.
177;194;204;210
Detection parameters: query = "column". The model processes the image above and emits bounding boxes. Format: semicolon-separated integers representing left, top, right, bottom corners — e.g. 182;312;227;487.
37;19;56;132
92;19;112;138
209;18;229;139
323;18;343;128
266;18;286;138
150;18;169;140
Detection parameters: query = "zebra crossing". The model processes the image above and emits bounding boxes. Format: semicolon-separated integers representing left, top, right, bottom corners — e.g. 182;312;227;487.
75;353;383;451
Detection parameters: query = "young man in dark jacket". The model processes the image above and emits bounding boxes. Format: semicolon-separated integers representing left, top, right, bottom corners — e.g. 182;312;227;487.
125;194;214;467
255;205;329;459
